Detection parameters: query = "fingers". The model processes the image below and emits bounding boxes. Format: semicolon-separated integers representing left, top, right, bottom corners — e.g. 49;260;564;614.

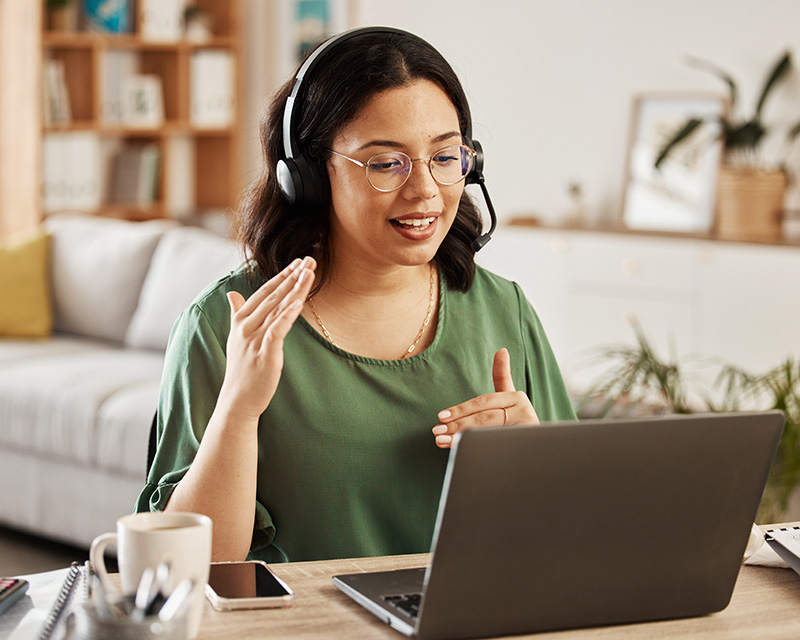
433;391;526;446
238;258;302;316
259;266;315;349
492;348;515;393
433;394;540;448
232;257;316;335
227;290;246;314
432;348;539;449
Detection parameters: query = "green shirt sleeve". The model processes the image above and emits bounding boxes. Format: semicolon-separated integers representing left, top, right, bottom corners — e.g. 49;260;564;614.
135;283;278;550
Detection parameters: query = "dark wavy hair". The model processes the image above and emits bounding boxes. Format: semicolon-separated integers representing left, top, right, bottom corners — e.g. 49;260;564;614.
238;29;483;293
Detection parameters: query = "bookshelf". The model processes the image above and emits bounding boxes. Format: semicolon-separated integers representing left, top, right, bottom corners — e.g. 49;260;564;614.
41;0;242;222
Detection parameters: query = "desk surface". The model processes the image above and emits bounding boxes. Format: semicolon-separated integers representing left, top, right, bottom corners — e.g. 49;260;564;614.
197;553;800;639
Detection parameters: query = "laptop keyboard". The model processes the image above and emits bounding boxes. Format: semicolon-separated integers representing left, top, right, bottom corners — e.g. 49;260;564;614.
382;593;422;618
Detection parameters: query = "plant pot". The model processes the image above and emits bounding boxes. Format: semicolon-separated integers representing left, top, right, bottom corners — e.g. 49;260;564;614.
715;166;786;241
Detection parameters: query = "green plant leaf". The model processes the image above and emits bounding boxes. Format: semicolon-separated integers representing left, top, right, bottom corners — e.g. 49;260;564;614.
725;120;766;152
654;118;705;169
755;50;792;119
685;55;738;110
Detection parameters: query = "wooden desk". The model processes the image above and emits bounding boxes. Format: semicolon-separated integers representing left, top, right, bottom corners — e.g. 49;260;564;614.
197;553;800;639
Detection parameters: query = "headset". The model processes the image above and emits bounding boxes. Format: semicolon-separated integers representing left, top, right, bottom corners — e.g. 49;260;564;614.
275;26;497;252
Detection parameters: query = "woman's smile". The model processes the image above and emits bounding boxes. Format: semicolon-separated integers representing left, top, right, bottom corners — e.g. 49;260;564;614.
392;216;436;229
390;214;439;240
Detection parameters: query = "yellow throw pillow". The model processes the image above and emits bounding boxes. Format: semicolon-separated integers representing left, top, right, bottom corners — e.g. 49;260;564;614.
0;229;53;338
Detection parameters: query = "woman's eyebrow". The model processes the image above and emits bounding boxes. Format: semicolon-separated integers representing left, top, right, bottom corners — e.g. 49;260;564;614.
356;131;462;152
356;140;402;151
432;131;462;144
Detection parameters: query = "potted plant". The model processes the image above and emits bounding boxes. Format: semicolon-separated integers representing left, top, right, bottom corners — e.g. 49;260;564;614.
714;359;800;522
655;51;800;241
578;325;800;523
183;5;213;43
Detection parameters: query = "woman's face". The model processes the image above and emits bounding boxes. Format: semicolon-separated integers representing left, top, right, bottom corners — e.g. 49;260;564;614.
326;79;465;272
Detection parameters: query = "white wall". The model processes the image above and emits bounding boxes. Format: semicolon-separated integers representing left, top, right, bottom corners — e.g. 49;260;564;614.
244;0;800;225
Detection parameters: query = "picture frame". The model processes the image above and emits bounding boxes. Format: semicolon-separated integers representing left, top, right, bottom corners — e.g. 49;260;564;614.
121;74;165;128
83;0;133;34
277;0;349;76
621;92;726;234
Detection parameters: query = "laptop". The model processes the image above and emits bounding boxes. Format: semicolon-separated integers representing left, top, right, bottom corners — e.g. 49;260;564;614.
333;411;784;640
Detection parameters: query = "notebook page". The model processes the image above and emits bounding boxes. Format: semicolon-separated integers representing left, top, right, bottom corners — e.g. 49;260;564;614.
769;527;800;557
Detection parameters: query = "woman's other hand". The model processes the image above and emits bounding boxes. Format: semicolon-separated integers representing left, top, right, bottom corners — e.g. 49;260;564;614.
218;257;317;423
432;348;539;449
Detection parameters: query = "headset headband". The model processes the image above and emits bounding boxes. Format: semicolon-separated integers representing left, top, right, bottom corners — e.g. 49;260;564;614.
281;26;473;160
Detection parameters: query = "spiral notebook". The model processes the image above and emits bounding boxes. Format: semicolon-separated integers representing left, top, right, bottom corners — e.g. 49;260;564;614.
765;527;800;576
38;562;90;640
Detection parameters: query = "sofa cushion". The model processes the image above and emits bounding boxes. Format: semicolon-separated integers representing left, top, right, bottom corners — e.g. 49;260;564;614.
0;333;107;365
0;336;163;476
45;214;176;343
0;229;52;338
125;226;242;351
96;378;162;475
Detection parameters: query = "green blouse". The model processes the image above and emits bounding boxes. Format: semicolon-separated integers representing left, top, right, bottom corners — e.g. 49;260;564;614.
136;264;575;562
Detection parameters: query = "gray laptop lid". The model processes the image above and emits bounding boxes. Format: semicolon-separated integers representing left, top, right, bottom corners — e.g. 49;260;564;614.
336;411;783;640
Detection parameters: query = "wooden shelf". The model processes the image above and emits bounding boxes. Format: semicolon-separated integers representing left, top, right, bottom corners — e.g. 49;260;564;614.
508;217;800;248
99;203;166;220
40;1;242;222
43;32;238;50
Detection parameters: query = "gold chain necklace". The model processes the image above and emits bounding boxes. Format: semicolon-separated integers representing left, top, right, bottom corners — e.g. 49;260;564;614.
308;264;436;359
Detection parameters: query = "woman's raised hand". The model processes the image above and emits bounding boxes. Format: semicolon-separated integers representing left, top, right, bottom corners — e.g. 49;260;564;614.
432;348;539;448
218;257;317;423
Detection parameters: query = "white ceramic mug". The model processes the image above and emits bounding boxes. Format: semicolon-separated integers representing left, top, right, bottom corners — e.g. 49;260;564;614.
90;511;212;639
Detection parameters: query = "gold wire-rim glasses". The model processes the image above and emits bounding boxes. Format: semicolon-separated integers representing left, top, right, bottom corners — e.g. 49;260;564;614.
329;144;476;192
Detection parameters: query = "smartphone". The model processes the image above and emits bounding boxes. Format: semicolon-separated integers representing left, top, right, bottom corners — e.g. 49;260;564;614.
205;561;294;610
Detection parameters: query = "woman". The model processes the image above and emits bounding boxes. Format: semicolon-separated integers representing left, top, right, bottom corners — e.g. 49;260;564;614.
137;28;575;563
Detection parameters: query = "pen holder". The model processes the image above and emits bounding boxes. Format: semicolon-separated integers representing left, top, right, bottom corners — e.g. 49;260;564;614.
65;598;187;640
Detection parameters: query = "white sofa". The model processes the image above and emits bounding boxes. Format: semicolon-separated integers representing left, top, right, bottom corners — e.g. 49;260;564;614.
0;214;242;549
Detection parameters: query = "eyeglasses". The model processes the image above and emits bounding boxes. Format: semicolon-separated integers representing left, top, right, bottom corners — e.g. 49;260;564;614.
329;144;476;192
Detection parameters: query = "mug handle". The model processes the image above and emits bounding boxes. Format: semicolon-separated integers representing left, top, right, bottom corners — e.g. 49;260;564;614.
89;532;118;594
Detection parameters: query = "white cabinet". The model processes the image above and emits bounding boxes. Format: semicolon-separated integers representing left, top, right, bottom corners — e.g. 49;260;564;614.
477;226;800;393
697;243;800;373
562;234;698;387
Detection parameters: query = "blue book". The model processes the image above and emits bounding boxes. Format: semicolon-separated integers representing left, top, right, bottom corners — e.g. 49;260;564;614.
83;0;133;34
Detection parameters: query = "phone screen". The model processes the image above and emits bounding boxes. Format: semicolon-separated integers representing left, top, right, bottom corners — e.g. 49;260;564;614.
208;561;292;599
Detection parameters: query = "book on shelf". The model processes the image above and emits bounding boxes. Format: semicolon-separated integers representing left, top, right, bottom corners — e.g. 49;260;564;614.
42;58;71;126
167;135;196;218
100;50;138;125
120;74;165;128
190;50;235;128
140;0;189;42
109;143;161;206
42;132;102;213
82;0;134;34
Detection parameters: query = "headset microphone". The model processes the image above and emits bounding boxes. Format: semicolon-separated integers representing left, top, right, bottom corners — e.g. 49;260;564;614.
470;179;497;252
464;139;497;252
277;26;497;251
